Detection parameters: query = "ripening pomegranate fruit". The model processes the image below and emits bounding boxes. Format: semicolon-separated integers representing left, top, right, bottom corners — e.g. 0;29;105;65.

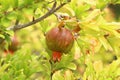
46;26;74;61
4;35;19;55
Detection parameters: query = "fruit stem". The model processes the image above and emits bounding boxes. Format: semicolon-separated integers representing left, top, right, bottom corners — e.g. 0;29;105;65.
72;23;81;33
58;21;65;30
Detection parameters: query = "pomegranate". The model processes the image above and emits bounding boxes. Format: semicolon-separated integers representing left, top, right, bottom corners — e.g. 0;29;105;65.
46;26;74;62
8;35;19;52
46;27;74;53
4;35;19;54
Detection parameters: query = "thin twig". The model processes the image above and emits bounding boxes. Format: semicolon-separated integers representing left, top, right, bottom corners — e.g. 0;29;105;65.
7;2;66;31
46;7;61;21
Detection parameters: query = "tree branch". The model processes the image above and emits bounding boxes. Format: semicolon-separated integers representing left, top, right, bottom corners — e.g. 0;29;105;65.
8;2;66;31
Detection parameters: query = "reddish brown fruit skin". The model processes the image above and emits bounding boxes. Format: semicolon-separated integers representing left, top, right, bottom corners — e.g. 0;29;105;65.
4;50;14;55
46;27;74;53
4;35;19;54
8;35;19;52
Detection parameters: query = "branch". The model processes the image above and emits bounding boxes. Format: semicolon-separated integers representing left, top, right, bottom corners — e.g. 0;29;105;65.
8;2;66;31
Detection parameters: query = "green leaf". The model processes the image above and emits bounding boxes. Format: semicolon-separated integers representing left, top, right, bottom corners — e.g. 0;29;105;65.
109;59;120;74
70;2;90;18
76;37;91;54
42;61;51;76
84;9;101;22
15;10;25;20
106;78;113;80
52;71;64;80
62;0;71;3
112;30;120;38
64;70;74;80
116;68;120;77
24;0;33;5
0;34;5;39
66;63;77;70
83;61;96;80
5;30;14;37
96;0;110;9
54;54;74;70
14;73;26;80
86;24;100;32
4;33;11;42
96;15;106;25
11;0;18;8
59;7;75;16
22;8;34;16
1;17;11;27
7;11;17;20
105;22;120;30
98;36;113;51
0;73;10;80
100;24;120;38
0;0;10;11
0;64;10;75
40;20;49;33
